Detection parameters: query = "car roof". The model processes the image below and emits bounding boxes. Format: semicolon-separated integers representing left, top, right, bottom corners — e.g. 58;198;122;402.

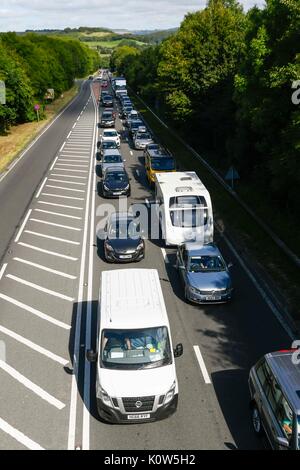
266;351;300;413
109;212;134;222
101;140;117;145
102;149;121;156
183;242;221;257
103;128;118;134
104;166;127;174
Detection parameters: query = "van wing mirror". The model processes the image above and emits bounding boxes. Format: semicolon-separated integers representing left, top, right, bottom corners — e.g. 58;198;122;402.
276;436;290;448
174;343;183;358
86;349;98;363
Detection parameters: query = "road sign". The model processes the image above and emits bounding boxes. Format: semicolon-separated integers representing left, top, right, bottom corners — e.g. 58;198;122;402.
225;166;240;189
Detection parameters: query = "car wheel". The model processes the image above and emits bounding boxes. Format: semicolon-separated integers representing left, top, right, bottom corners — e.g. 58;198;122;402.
251;404;264;436
184;286;190;302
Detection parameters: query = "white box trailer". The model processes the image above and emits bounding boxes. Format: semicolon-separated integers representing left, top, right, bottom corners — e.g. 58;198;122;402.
87;268;183;423
154;171;214;246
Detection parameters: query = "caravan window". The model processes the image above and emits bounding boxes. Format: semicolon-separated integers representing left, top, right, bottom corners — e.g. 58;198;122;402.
169;195;208;228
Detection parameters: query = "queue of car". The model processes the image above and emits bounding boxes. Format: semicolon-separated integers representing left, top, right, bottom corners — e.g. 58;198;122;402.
93;71;300;447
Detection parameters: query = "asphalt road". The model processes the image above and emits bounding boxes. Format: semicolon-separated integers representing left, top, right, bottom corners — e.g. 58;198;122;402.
0;79;292;450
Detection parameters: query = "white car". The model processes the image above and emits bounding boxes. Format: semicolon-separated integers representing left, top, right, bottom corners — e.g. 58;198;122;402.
101;129;121;148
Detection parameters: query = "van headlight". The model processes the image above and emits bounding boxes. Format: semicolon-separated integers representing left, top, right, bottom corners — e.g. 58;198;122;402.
164;381;176;405
189;286;200;295
96;383;113;407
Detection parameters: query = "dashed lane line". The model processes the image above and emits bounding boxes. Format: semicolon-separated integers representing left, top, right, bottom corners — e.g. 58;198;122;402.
18;242;78;260
6;274;74;302
48;179;86;186
0;360;66;409
35;178;48;199
14;209;32;243
0;417;44;450
46;185;86;193
34;209;82;220
29;219;81;232
50;174;86;179
37;201;83;211
0;293;71;329
24;230;80;245
0;264;7;281
193;345;211;384
41;193;84;201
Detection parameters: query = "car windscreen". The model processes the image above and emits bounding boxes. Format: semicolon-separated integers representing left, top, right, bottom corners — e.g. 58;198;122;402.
102;141;117;149
150;157;175;170
108;219;139;239
103;131;117;137
103;154;122;163
100;327;172;370
105;171;128;183
131;121;143;129
102;113;113;119
188;256;226;272
169;195;208;227
136;133;151;140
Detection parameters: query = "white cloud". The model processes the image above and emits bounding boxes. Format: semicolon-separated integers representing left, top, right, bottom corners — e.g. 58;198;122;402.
0;0;266;32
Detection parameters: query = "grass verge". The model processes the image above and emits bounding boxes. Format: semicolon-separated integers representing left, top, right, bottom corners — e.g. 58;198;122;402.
0;83;80;175
131;94;300;327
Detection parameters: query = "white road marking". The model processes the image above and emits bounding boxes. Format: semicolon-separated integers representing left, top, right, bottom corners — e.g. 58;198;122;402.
59;158;89;162
14;209;32;243
0;418;44;450
67;131;72;139
0;263;7;281
68;85;95;451
56;163;88;168
193;345;211;384
50;156;59;171
42;193;84;201
60;142;66;152
51;174;86;179
0;324;69;365
30;218;81;231
161;248;169;264
35;178;48;199
52;168;88;173
34;209;82;220
38;201;83;210
72;123;76;129
0;293;70;329
18;242;78;260
14;257;77;279
0;360;65;409
46;184;85;193
24;230;80;245
48;179;85;186
136;169;140;177
6;274;74;302
130;151;133;156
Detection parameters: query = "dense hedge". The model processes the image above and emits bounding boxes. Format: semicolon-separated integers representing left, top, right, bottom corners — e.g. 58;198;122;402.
0;32;99;132
111;0;300;214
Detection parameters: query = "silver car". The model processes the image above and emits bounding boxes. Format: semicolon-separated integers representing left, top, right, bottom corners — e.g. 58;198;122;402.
176;242;233;303
100;149;125;176
133;131;153;150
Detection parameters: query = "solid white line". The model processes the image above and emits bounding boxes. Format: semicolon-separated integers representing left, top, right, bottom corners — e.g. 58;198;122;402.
50;156;59;171
24;230;80;245
38;201;83;210
14;209;32;243
72;123;76;129
82;88;98;450
0;360;65;409
0;324;68;365
18;242;78;260
67;131;72;139
34;209;82;220
130;151;133;156
68;84;95;451
35;177;48;199
14;257;77;279
0;263;7;281
46;184;85;193
51;174;86;179
6;274;74;302
42;193;84;201
0;293;70;329
0;91;81;185
161;248;169;264
48;179;85;186
193;345;211;384
60;142;66;152
30;218;81;231
220;231;295;340
0;417;44;450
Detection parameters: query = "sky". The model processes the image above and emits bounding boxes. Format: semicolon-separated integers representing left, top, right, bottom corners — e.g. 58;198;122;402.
0;0;266;32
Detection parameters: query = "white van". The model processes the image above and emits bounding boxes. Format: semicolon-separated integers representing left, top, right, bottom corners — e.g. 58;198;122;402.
87;269;183;424
154;171;214;246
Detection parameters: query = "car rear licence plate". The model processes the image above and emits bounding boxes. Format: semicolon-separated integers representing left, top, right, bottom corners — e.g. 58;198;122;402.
127;414;150;420
205;295;221;301
119;254;132;259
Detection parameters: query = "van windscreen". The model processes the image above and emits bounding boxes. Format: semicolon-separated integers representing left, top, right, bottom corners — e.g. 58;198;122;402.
169;195;208;227
100;327;172;370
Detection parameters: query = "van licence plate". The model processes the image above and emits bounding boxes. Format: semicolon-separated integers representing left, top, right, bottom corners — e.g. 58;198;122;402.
127;414;150;420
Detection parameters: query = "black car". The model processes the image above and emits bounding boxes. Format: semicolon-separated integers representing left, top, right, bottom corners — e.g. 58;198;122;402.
102;212;145;263
102;95;113;107
98;140;118;156
101;167;130;198
100;110;115;128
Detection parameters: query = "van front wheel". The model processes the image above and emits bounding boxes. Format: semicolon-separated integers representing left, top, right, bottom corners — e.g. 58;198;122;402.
251;405;264;436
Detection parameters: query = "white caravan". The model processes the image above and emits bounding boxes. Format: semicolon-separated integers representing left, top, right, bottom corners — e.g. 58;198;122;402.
87;269;183;423
154;171;213;246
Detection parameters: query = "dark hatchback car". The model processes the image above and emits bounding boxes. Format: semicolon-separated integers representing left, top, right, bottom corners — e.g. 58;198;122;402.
100;110;115;128
101;212;145;263
102;95;113;107
101;167;131;198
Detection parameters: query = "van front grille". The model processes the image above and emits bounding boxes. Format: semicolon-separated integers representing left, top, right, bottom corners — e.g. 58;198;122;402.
122;396;155;413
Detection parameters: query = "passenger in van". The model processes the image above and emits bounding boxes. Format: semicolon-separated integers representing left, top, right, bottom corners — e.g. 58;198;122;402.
102;331;131;352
